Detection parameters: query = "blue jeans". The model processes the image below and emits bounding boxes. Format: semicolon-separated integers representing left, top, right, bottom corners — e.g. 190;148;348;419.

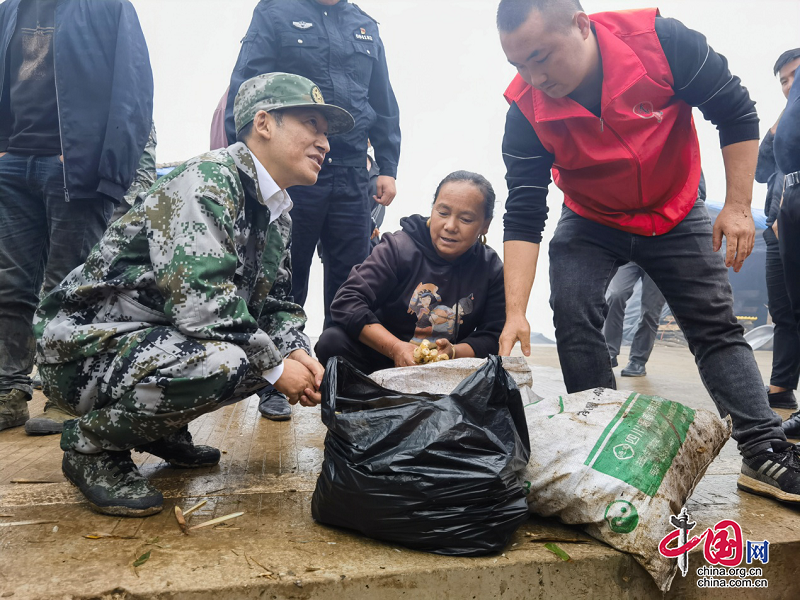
603;263;666;364
0;153;113;396
549;200;785;456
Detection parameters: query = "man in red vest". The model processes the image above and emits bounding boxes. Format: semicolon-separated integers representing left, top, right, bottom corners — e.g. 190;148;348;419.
496;0;800;504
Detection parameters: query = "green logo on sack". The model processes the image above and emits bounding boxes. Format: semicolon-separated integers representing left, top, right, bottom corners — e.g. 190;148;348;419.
605;500;639;534
584;393;696;496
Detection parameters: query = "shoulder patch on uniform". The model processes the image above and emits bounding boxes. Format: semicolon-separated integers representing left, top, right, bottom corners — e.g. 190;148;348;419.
351;3;379;24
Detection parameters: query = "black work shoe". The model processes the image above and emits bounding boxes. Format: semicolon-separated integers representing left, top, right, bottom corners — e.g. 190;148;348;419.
610;356;618;368
62;449;163;517
621;360;647;377
738;445;800;504
767;388;798;410
136;426;221;468
782;412;800;439
258;388;292;421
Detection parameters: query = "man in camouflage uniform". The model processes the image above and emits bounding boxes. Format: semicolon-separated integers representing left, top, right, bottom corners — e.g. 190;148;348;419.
34;73;354;517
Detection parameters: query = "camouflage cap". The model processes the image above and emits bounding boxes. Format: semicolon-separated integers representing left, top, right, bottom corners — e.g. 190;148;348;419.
234;72;355;136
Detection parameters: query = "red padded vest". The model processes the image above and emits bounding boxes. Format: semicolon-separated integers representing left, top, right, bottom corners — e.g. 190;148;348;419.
504;8;702;236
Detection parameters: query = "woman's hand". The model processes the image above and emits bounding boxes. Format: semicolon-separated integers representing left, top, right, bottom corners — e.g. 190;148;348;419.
434;338;456;359
390;340;418;367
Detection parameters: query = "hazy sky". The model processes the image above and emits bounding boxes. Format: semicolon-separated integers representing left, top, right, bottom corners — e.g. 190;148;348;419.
133;0;800;339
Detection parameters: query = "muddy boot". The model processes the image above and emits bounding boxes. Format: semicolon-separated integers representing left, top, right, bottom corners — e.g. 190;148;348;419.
25;401;77;435
62;449;163;517
135;426;221;468
0;389;30;431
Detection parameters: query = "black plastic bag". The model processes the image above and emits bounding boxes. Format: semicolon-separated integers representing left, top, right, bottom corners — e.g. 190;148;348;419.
311;356;531;556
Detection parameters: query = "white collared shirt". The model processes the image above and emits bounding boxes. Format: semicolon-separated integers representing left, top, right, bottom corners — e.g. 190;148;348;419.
248;149;293;225
248;150;294;384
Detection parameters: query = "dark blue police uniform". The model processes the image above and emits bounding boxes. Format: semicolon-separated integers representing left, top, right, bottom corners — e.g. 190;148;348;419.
225;0;401;328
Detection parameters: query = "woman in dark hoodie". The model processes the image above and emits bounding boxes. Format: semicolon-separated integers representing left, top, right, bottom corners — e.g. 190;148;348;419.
315;171;505;373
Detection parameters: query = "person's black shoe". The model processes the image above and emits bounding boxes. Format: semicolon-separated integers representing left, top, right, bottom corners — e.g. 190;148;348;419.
766;387;798;410
136;426;221;468
782;412;800;439
258;388;292;421
621;360;646;377
62;449;163;516
738;444;800;504
610;356;618;368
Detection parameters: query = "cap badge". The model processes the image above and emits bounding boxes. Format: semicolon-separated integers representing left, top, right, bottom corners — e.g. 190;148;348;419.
311;86;324;104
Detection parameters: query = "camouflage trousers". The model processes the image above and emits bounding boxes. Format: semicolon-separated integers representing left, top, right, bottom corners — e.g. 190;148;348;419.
39;326;269;454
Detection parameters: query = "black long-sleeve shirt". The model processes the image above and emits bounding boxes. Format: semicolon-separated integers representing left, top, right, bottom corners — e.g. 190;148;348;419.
756;130;784;226
502;16;760;244
775;66;800;175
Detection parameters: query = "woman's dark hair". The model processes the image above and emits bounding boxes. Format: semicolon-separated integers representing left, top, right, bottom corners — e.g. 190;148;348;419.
432;171;496;220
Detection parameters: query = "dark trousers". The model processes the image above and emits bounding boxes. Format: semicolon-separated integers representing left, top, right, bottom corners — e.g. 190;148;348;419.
289;166;371;328
548;200;784;456
778;178;800;336
315;325;393;374
764;226;800;390
603;263;666;364
0;153;113;396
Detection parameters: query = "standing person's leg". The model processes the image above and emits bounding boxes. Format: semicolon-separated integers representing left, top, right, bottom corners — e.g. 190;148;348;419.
763;228;800;409
622;274;666;375
778;179;800;333
0;155;49;430
549;206;629;393
25;156;115;435
637;200;800;502
602;263;641;366
43;326;262;516
288;171;333;308
777;177;800;437
319;166;371;329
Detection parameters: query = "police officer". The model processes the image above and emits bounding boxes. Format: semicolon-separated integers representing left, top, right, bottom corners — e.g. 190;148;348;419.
225;0;401;421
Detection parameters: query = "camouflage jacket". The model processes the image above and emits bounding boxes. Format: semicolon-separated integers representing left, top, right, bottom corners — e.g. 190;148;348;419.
35;142;310;372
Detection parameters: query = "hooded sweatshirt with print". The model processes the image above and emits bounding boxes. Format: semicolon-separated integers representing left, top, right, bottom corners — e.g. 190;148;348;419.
329;214;505;357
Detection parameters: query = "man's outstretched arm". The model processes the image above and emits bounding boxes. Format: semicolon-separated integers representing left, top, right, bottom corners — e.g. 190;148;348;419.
499;241;540;356
498;102;553;355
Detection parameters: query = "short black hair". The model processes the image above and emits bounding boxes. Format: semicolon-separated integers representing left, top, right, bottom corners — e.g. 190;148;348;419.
774;48;800;76
497;0;583;33
236;110;284;143
433;171;496;221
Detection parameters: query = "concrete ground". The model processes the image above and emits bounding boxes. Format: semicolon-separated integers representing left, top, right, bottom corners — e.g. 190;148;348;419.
1;344;800;600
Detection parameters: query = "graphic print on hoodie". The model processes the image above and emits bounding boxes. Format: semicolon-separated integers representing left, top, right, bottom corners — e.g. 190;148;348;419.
408;283;474;345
